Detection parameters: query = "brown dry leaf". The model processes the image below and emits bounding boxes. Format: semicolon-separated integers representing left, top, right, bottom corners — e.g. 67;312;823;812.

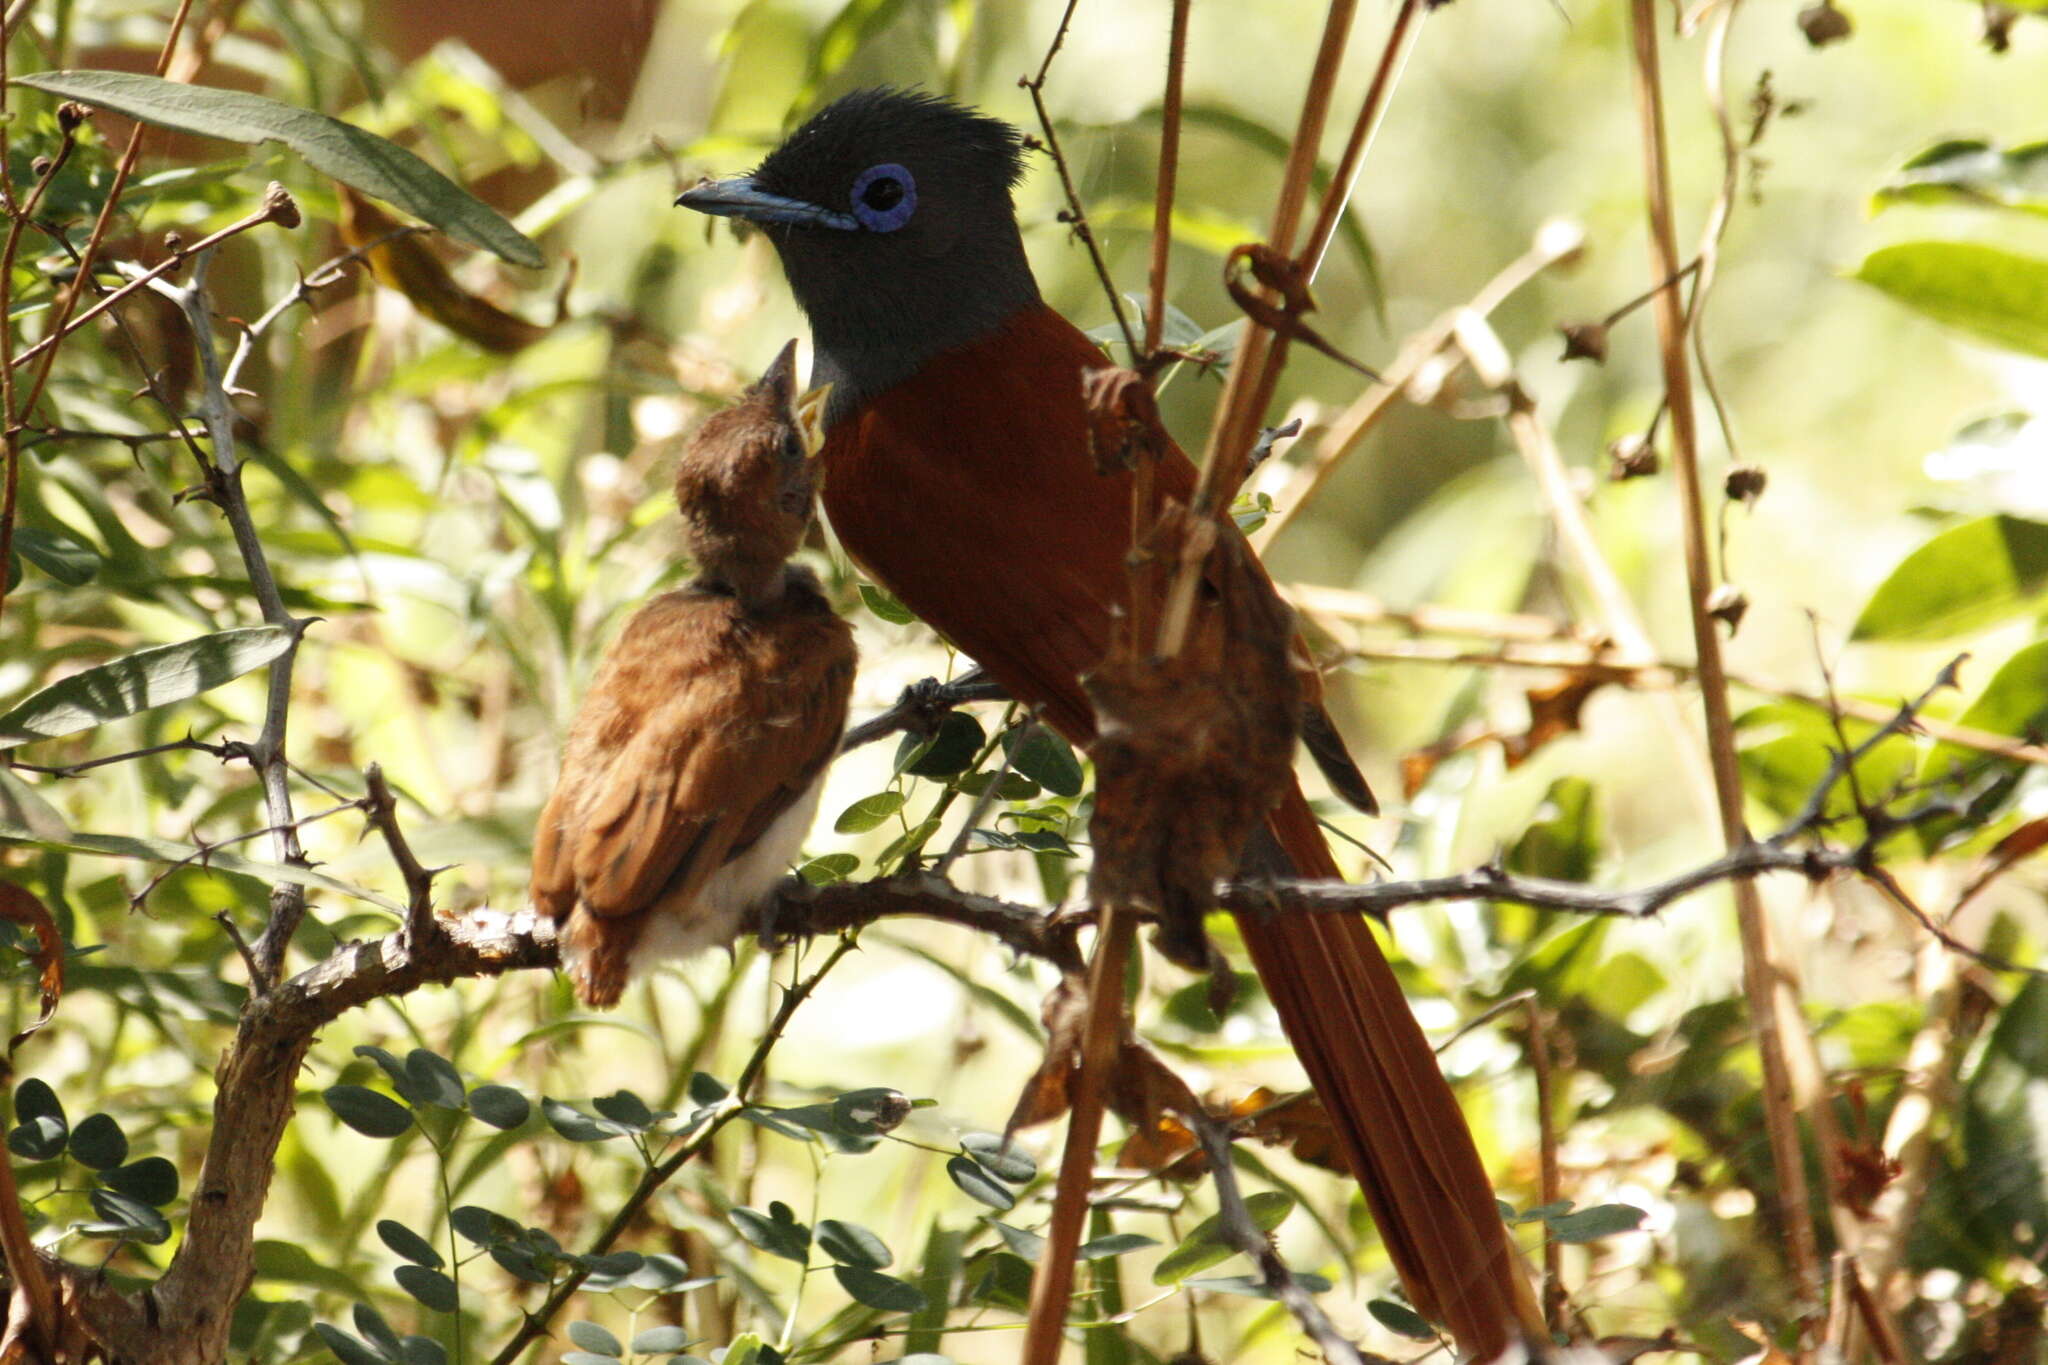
1401;671;1606;797
1085;504;1301;970
0;880;64;1056
1004;973;1088;1135
1957;815;2048;907
1081;366;1170;476
1504;671;1603;766
1832;1139;1902;1219
1236;1087;1350;1176
340;187;551;354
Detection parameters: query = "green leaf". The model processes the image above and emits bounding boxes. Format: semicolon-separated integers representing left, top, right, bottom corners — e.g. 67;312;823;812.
100;1157;178;1206
1505;778;1604;883
13;526;101;585
467;1084;530;1130
541;1098;629;1142
1186;1270;1333;1298
1076;1232;1158;1259
986;1220;1045;1262
83;1189;170;1244
450;1205;520;1246
395;1264;459;1312
835;790;906;834
67;1113;128;1170
559;1353;618;1365
1152;1191;1294;1284
958;1133;1036;1183
17;71;542;268
798;852;860;886
1003;728;1084;798
831;1087;910;1136
403;1049;467;1110
632;1325;695;1353
1851;516;2048;641
7;1115;66;1161
897;710;986;778
722;1332;765;1365
1917;641;2048;846
818;1218;891;1270
1545;1202;1646;1243
590;1090;660;1130
378;1219;444;1269
323;1085;415;1138
0;821;400;911
0;625;293;751
1852;242;2048;359
1734;701;1918;842
859;582;917;625
945;1155;1016;1210
568;1321;624;1357
1875;139;2048;217
833;1264;929;1313
1367;1298;1438;1340
312;1325;390;1365
1964;975;2048;1259
730;1202;811;1262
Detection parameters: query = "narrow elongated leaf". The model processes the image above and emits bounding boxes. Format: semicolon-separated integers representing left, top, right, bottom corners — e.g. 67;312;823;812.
0;626;293;750
1853;242;2048;359
13;526;100;585
1851;516;2048;641
17;71;542;268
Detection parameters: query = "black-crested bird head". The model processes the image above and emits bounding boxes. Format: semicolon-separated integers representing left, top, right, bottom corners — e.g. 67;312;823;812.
677;89;1042;415
672;340;830;604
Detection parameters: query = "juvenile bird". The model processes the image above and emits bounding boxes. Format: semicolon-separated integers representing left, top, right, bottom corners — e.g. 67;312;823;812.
531;342;854;1008
679;90;1541;1350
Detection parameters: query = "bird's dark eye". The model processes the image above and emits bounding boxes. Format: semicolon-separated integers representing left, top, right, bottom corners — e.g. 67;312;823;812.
850;163;916;232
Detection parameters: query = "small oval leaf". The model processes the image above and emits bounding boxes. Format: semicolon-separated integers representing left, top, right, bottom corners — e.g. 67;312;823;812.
323;1085;415;1139
467;1084;530;1130
945;1155;1016;1211
377;1219;444;1269
67;1113;128;1170
394;1264;459;1312
834;790;906;834
832;1264;928;1313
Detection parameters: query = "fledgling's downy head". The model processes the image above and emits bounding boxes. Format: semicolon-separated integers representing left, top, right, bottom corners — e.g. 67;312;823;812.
671;340;831;602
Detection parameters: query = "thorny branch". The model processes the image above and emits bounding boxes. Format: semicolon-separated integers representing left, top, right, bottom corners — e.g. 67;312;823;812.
1192;1113;1368;1365
20;639;2006;1359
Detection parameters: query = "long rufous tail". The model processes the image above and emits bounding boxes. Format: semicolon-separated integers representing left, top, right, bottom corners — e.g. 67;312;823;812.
1240;783;1545;1357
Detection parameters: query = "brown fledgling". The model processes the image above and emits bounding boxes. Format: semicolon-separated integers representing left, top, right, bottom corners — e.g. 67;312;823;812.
531;342;855;1007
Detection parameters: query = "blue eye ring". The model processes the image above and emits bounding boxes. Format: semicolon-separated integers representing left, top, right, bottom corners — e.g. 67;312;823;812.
850;163;917;232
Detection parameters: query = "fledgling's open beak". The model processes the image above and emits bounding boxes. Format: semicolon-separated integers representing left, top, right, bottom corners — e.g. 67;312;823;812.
793;384;833;459
676;176;858;232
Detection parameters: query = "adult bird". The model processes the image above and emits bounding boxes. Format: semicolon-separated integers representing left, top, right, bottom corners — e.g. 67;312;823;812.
532;342;854;1008
680;90;1540;1352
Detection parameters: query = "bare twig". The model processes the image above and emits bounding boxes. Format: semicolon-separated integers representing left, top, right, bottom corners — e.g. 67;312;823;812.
1142;0;1191;366
362;763;441;954
3;733;239;779
151;234;321;986
1626;0;1824;1336
10;195;301;375
1020;0;1140;360
839;668;1005;753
